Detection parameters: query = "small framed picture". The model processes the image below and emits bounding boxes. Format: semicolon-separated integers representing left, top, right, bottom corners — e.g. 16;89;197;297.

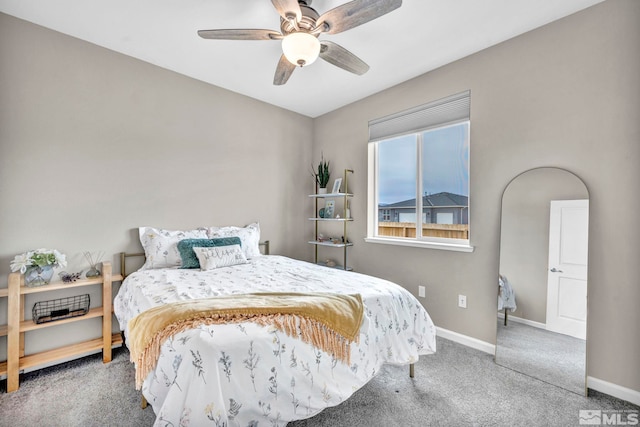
331;178;342;194
324;200;335;218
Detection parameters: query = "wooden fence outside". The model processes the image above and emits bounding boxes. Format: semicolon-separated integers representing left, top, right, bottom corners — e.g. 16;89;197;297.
378;222;469;239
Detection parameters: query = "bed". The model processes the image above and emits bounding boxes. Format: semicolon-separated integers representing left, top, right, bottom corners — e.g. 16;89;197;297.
114;224;436;426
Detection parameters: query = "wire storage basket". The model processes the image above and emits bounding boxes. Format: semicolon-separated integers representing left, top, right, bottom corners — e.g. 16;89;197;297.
32;294;90;324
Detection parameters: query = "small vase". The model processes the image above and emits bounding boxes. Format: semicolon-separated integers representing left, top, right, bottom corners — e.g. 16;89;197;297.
24;265;54;287
86;267;101;278
318;187;327;195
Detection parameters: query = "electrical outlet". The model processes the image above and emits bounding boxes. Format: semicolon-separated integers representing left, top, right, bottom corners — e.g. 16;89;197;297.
418;286;426;298
458;294;467;309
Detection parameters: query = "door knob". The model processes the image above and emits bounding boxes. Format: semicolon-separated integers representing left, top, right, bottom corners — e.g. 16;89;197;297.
550;267;563;273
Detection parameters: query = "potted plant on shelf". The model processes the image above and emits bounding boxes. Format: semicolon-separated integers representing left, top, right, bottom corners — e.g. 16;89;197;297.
10;248;67;287
313;155;330;194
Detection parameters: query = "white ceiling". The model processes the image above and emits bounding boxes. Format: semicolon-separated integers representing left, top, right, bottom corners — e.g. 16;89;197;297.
0;0;604;118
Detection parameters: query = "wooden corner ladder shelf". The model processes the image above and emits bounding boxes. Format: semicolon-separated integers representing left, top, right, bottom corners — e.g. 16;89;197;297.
1;261;123;392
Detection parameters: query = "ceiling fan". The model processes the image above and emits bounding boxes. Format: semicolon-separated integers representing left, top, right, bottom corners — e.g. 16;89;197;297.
197;0;402;85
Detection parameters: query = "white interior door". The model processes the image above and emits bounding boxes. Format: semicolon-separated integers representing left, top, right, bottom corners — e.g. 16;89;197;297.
546;199;589;339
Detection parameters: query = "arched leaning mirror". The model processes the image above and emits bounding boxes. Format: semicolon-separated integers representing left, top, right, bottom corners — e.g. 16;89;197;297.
496;167;589;395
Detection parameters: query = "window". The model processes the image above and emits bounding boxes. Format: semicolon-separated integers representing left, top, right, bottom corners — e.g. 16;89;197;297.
366;91;473;252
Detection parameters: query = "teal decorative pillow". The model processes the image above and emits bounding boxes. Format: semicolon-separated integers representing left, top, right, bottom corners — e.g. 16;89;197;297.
177;237;242;269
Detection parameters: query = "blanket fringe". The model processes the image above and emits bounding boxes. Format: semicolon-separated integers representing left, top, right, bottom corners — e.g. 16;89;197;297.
133;313;356;389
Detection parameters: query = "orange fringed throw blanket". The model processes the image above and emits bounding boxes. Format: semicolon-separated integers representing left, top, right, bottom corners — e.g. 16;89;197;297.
127;292;364;389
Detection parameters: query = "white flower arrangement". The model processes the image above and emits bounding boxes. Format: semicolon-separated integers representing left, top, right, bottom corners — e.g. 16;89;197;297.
10;248;67;274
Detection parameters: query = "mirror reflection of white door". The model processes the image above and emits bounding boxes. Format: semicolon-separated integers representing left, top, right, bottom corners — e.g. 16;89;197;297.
546;199;589;339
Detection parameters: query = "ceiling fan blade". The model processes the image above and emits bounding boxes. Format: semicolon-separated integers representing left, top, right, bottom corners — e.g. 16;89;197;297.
319;41;369;75
198;29;282;41
271;0;302;22
317;0;402;35
274;54;296;85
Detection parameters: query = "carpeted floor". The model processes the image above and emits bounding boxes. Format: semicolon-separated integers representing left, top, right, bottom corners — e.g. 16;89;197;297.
495;318;586;395
0;337;637;427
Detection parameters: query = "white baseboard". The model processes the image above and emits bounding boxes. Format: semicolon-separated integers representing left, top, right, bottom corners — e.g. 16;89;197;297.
436;326;495;355
497;313;546;330
588;376;640;406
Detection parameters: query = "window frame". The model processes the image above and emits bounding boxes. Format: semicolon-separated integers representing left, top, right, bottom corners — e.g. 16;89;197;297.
366;120;474;253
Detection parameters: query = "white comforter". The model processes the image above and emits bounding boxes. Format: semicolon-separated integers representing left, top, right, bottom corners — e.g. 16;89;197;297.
114;255;436;427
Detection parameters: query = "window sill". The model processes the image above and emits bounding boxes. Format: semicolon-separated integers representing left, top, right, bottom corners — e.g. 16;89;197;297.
364;236;475;253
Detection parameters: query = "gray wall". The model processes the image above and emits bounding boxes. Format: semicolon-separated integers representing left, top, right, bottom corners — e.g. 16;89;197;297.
500;168;588;324
313;0;640;392
0;13;313;357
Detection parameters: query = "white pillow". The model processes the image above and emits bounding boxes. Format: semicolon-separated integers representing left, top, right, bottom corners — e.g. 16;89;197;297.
207;222;261;259
138;227;208;270
193;245;248;270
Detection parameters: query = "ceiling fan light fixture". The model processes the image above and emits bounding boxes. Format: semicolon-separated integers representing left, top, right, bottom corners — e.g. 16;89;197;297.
282;32;320;67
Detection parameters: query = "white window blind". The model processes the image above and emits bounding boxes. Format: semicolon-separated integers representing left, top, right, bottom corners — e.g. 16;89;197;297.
369;90;470;142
